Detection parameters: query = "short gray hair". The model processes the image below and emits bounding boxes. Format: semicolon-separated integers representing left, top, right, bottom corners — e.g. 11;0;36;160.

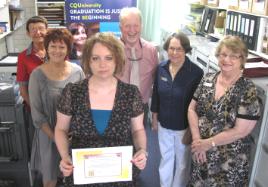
119;7;142;25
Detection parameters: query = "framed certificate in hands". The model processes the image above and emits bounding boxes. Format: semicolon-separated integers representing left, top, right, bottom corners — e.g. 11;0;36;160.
71;146;133;185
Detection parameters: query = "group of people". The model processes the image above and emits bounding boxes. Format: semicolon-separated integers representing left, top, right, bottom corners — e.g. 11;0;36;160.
16;6;260;187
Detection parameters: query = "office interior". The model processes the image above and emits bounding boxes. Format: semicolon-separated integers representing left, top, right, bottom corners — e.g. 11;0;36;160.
0;0;268;186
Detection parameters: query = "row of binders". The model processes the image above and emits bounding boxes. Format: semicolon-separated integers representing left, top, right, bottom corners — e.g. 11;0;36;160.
225;11;260;51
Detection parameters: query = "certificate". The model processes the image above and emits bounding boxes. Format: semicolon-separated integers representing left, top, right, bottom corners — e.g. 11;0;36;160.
71;146;133;185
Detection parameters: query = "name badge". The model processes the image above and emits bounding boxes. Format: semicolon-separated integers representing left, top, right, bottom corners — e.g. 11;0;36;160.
204;82;212;87
161;76;168;82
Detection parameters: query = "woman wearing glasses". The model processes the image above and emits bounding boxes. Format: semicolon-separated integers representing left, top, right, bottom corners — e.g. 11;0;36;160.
151;32;203;187
188;35;261;186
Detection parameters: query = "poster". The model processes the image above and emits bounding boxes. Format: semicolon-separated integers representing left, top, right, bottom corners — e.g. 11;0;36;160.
65;0;137;37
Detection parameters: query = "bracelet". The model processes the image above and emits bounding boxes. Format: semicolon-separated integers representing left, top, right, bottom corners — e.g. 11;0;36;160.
211;138;216;147
138;148;148;158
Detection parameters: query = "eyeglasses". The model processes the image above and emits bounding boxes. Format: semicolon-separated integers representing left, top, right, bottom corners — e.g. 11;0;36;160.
125;47;143;61
217;53;242;61
29;26;47;34
168;47;184;53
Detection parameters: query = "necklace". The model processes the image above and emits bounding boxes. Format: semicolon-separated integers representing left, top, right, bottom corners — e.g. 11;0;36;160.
169;63;181;80
218;72;241;92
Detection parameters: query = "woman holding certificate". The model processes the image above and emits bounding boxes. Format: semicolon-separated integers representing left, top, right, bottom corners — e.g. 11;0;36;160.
55;32;147;187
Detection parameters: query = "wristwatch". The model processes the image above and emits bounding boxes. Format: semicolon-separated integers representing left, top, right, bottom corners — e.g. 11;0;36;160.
211;138;216;147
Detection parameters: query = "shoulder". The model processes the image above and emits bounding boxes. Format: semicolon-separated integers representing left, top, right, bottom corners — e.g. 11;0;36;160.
18;49;27;57
141;38;157;51
118;80;139;93
70;62;83;72
159;60;168;67
17;49;29;62
239;77;257;91
203;72;217;83
185;57;202;73
31;66;42;76
64;78;87;95
29;67;46;84
18;44;32;58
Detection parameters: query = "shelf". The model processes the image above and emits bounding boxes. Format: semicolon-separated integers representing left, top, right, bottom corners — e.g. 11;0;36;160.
250;50;268;61
37;2;65;27
0;31;12;40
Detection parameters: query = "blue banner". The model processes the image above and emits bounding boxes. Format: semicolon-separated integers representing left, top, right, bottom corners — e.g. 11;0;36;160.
65;0;136;37
65;0;136;23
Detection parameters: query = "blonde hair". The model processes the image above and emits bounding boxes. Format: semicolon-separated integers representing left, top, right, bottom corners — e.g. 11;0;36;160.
215;35;248;69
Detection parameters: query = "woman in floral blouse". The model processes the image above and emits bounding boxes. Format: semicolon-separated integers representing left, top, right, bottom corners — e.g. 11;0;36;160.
55;32;147;187
187;36;261;186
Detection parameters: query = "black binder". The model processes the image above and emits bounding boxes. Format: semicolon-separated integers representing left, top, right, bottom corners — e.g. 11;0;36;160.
247;16;260;50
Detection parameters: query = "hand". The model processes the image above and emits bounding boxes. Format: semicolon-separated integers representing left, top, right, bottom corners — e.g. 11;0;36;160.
59;157;74;177
192;151;207;164
131;149;148;170
191;138;211;153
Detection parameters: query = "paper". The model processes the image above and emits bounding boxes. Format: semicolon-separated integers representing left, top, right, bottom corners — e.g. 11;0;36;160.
72;146;133;185
0;56;18;64
245;61;268;69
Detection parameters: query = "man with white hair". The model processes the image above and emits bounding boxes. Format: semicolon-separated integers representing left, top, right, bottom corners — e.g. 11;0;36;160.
119;7;158;126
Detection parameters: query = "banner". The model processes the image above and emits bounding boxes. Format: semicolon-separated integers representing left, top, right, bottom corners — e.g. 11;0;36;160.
65;0;137;37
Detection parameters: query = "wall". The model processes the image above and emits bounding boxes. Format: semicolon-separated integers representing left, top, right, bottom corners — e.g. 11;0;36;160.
7;0;36;53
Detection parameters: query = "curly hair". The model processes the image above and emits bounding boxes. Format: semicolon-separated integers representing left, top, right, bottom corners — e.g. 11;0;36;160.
215;35;248;69
44;28;73;60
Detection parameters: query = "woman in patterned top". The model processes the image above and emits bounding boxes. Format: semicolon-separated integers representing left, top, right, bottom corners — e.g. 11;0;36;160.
55;32;147;187
187;36;261;186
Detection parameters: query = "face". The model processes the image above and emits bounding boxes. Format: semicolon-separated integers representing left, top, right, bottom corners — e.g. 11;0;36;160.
73;25;87;46
47;40;68;63
217;46;242;73
89;43;116;79
27;22;47;44
167;38;186;65
120;13;141;46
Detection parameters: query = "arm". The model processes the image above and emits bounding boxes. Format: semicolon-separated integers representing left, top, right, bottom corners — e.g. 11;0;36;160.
151;112;158;131
131;113;147;170
55;111;73;177
150;67;159;131
191;118;257;154
188;99;207;163
192;81;260;154
187;99;201;140
29;70;54;140
19;84;30;106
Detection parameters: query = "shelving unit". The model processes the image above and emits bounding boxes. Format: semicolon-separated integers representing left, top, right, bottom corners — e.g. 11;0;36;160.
0;1;25;59
35;1;65;27
198;3;268;60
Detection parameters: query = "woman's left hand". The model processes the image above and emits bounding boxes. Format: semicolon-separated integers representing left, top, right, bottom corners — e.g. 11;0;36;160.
191;138;211;153
131;149;148;170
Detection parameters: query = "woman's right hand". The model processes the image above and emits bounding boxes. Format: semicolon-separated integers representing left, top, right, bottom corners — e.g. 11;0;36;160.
59;157;74;177
192;151;207;164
